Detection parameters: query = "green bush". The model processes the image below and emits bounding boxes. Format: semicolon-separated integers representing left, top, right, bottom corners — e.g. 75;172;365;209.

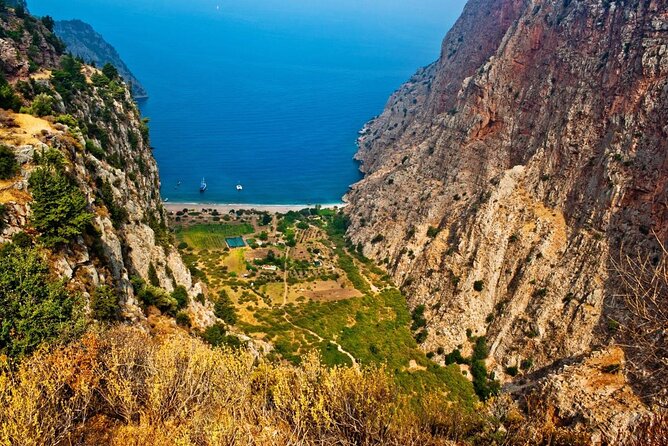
97;179;127;228
51;55;87;102
505;366;518;377
371;234;384;244
147;262;160;287
0;145;18;179
414;329;428;344
202;323;243;349
138;285;177;315
85;139;105;160
214;290;237;325
91;285;119;321
426;226;440;238
470;360;498;401
411;304;427;331
23;92;54;116
444;349;467;365
473;280;484;292
172;285;188;310
0;75;21;111
28;165;92;247
54;114;78;128
520;358;533;370
102;63;119;80
472;336;489;361
0;243;84;358
175;311;191;327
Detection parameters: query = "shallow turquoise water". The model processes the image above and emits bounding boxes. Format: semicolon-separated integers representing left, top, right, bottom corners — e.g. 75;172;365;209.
28;0;465;204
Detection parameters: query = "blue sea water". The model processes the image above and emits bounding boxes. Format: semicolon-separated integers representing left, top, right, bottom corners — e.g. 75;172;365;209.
28;0;466;205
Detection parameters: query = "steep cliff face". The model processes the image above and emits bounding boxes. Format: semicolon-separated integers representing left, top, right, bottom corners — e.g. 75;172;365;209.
0;6;213;327
346;0;667;410
54;20;147;98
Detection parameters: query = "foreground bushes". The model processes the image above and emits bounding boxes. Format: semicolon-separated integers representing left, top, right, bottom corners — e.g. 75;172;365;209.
0;243;83;358
0;326;497;446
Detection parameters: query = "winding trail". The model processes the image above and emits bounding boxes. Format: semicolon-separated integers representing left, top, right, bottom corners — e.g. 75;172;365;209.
279;243;357;367
282;247;290;307
281;314;358;367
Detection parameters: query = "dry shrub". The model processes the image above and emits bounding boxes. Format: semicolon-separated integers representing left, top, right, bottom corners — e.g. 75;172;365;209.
498;393;590;446
0;325;481;446
623;410;668;446
612;238;668;406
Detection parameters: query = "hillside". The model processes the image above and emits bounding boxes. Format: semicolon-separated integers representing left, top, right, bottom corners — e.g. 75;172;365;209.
54;19;147;98
0;2;214;343
346;0;667;438
0;1;665;444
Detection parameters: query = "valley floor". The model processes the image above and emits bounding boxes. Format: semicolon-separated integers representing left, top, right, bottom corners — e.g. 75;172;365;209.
169;206;476;400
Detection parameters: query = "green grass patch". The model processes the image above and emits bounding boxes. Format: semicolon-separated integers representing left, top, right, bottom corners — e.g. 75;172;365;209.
175;223;253;250
246;288;476;407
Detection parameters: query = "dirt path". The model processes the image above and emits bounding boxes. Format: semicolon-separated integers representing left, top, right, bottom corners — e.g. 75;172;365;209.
282;247;290;307
281;314;358;367
279;245;357;365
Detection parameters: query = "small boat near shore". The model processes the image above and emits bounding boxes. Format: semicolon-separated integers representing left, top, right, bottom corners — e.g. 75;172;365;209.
236;183;243;191
200;178;207;192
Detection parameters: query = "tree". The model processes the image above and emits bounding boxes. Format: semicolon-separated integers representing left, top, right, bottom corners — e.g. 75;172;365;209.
91;285;119;321
102;63;119;80
0;145;18;179
25;93;54;117
214;290;237;325
0;74;21;111
147;262;160;287
40;15;55;31
28;166;92;247
0;243;83;358
172;285;188;310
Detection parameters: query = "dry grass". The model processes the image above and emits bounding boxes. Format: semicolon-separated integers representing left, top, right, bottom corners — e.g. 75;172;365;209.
0;325;494;446
0;112;52;146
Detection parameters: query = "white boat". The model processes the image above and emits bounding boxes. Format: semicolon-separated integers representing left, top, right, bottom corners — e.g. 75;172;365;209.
236;183;243;191
200;178;207;192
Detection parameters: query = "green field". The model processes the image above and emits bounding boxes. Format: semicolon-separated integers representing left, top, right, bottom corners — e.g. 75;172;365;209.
239;288;476;406
175;223;254;250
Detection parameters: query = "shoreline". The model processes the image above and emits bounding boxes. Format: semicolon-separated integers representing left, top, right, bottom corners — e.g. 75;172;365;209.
164;202;346;214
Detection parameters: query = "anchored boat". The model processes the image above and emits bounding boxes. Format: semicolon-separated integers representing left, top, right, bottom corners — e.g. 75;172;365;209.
200;178;207;192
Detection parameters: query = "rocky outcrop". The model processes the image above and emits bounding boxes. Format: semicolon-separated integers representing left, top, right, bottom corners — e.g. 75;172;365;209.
54;20;148;98
346;0;668;433
0;7;210;327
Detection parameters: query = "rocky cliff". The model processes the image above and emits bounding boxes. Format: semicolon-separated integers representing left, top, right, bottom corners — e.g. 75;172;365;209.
0;5;213;327
54;20;147;98
346;0;667;433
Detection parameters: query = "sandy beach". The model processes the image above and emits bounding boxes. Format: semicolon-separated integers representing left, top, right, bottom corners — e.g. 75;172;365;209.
164;202;346;214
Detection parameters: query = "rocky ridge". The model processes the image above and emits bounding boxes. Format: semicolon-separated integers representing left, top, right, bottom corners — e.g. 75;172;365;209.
346;0;667;436
54;19;148;98
0;5;214;327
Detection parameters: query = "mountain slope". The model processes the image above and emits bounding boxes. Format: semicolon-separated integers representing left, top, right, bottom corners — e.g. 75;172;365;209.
0;5;212;334
54;19;147;98
346;0;667;415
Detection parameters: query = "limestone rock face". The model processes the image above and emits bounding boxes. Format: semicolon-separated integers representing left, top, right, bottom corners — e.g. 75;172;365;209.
0;7;214;328
345;0;667;429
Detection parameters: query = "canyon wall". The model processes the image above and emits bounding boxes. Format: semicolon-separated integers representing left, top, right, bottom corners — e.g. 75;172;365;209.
346;0;667;412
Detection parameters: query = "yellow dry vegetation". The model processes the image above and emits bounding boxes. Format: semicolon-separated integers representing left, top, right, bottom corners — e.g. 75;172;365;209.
0;325;491;446
0;112;53;146
0;178;30;205
29;70;52;81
